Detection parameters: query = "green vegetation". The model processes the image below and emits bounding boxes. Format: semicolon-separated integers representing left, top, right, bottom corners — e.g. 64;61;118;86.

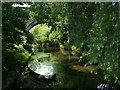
30;24;51;47
2;2;120;88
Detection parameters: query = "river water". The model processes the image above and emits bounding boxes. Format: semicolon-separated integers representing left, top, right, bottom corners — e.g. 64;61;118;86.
15;51;116;89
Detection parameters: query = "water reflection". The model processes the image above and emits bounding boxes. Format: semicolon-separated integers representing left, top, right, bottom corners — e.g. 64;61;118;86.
69;65;98;72
15;52;117;89
97;83;116;90
28;60;55;79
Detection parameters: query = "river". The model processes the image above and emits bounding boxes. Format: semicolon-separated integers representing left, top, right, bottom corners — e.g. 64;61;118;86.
14;51;114;89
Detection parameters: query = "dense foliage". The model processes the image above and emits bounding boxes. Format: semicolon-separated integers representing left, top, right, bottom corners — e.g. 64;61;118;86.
2;2;120;87
2;3;31;88
89;3;120;84
2;2;30;64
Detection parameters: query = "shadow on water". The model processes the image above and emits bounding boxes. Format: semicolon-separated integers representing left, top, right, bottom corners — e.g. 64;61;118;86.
14;51;110;89
53;60;103;88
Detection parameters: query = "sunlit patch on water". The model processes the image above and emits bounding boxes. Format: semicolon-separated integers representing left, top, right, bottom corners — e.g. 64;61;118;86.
97;83;116;90
28;59;55;79
69;65;98;72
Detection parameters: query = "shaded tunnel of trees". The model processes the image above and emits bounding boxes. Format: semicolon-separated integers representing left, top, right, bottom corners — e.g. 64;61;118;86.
2;2;120;89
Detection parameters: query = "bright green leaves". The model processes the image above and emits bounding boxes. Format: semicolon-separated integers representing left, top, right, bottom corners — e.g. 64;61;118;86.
30;24;63;48
49;30;62;44
29;2;70;47
30;24;51;44
10;44;30;64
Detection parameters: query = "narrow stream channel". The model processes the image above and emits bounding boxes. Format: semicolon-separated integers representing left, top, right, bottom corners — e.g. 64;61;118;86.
15;51;116;89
